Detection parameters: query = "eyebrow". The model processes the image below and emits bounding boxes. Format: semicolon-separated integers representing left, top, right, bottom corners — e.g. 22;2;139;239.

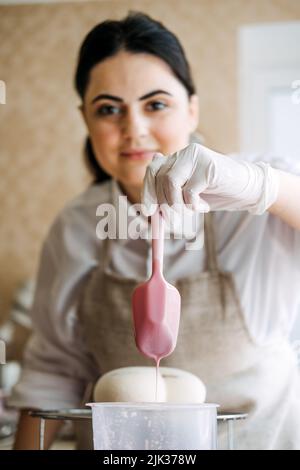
90;89;173;104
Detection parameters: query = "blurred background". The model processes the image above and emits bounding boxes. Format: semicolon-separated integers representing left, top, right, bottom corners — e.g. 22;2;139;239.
0;0;300;431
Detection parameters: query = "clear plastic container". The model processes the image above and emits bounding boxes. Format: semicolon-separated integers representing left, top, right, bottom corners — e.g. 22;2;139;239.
87;402;218;450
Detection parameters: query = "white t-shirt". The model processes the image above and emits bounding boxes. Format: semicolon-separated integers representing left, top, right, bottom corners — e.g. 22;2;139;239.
8;155;300;410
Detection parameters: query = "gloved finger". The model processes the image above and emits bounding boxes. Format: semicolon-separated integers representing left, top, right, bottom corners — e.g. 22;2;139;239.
141;167;157;216
158;146;197;212
166;144;201;187
156;165;175;227
158;177;194;230
154;154;176;205
147;152;166;174
142;153;177;227
183;190;210;212
163;145;202;212
141;153;165;216
182;169;211;212
163;172;186;211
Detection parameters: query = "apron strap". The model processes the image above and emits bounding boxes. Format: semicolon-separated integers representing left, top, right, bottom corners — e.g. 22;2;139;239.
204;212;225;309
101;236;113;273
204;212;219;274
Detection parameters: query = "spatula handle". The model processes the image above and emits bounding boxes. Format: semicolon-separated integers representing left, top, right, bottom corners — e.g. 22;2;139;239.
151;209;164;274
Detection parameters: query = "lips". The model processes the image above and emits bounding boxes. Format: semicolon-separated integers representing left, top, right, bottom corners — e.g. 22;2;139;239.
120;150;157;161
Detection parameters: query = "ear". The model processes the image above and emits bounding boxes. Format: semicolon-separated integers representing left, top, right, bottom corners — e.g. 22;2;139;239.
187;94;199;133
78;103;87;125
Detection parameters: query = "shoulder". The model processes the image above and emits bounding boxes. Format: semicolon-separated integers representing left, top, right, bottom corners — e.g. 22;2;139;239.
44;180;112;257
50;180;111;235
58;179;112;221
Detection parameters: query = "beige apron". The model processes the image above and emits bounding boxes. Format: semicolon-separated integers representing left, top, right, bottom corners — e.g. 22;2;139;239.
78;212;300;450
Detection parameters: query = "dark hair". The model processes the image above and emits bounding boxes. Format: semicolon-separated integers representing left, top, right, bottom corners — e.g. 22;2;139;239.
74;11;196;184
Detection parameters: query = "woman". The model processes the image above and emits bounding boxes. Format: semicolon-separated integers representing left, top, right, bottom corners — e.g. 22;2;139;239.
9;11;300;450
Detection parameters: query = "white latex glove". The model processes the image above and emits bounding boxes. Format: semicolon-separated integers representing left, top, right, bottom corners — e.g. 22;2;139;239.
142;143;279;217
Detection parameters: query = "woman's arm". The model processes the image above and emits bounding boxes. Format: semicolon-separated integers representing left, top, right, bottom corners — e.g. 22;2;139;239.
142;144;300;232
268;170;300;231
13;410;62;450
142;144;280;217
7;209;99;446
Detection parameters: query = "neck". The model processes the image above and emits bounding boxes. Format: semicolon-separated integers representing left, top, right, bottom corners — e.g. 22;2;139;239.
118;182;142;205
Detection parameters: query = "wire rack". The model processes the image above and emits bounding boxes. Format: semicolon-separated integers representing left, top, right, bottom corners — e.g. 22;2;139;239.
29;408;248;451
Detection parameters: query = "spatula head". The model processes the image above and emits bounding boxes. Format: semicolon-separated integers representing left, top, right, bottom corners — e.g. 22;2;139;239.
132;275;181;362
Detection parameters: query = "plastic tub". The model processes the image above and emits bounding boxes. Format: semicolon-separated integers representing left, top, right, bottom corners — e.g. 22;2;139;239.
87;402;218;450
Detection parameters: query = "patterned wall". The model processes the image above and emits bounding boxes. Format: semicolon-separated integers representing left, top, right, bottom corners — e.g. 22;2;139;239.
1;0;300;321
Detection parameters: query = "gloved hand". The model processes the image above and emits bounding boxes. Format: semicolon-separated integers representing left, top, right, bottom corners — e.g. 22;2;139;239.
142;143;279;217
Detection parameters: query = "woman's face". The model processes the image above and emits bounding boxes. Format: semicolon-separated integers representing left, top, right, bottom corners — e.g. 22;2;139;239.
81;50;199;201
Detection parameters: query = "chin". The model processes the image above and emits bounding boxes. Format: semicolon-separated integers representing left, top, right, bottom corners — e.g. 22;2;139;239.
119;170;146;187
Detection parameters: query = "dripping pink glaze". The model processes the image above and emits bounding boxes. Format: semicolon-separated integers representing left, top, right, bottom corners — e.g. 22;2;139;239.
155;359;161;401
132;210;181;365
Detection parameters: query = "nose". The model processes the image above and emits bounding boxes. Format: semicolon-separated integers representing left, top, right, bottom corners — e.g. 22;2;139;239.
120;108;148;141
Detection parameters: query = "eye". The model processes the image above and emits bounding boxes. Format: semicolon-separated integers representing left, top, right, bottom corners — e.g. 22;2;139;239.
146;101;167;111
95;104;121;116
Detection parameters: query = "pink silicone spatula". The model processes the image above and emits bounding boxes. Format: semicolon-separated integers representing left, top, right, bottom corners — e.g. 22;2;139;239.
132;209;181;364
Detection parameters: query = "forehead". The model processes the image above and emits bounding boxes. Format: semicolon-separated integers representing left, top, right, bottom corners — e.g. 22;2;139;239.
85;50;187;102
